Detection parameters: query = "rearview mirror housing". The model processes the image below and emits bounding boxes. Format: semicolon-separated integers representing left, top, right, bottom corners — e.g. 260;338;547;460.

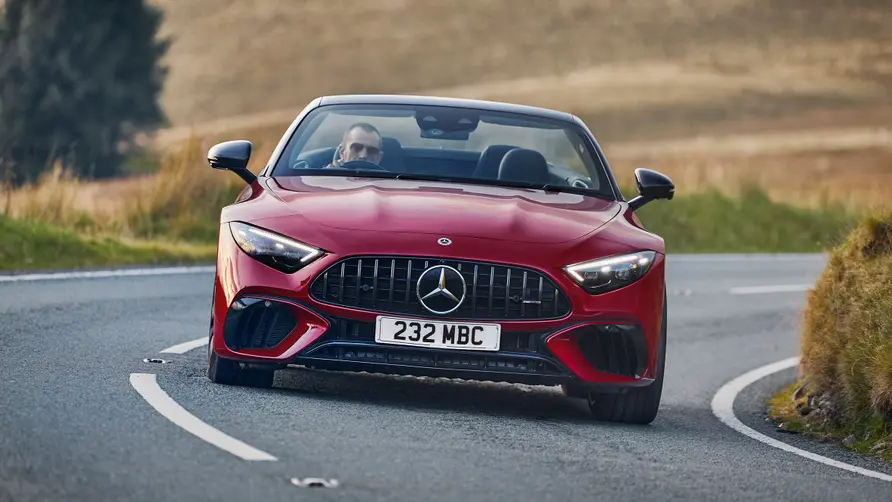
628;168;674;211
208;140;257;185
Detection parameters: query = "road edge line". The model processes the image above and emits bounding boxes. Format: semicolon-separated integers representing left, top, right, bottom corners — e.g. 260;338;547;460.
710;356;892;482
728;284;813;295
129;373;277;462
0;265;215;283
160;337;209;354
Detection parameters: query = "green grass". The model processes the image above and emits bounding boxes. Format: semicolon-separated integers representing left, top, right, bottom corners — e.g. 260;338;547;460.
0;186;860;273
635;187;859;253
0;214;216;272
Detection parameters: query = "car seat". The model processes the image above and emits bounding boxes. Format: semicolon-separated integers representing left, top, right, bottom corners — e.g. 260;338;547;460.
497;148;550;185
472;144;518;180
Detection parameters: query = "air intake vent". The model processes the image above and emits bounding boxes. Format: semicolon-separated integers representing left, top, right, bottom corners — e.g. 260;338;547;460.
223;297;298;350
575;324;648;378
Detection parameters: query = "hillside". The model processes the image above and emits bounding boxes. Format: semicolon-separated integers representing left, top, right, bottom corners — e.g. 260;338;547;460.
148;0;892;144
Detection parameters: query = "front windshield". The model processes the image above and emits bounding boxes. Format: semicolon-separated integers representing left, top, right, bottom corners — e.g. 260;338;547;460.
270;103;614;198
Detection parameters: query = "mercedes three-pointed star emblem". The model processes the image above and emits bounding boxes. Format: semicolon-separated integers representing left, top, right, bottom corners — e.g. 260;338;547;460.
416;265;466;315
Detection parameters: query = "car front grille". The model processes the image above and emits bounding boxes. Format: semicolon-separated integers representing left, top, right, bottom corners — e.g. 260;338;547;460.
309;256;572;320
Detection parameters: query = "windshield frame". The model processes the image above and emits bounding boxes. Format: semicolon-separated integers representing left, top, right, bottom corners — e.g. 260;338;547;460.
265;101;621;201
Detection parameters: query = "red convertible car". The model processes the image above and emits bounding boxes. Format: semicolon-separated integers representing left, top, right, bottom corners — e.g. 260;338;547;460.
205;94;674;424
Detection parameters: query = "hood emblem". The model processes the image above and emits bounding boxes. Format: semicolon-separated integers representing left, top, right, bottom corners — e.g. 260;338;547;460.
416;265;466;315
437;237;452;246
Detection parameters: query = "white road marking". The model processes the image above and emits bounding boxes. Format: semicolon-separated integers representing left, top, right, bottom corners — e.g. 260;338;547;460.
711;356;892;482
160;337;209;354
0;265;215;283
669;253;827;263
129;373;277;462
729;284;813;295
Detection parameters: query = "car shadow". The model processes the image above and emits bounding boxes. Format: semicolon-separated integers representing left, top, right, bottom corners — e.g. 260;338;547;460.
269;364;635;425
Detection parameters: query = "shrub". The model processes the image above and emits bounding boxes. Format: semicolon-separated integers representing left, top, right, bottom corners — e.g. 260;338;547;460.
800;210;892;425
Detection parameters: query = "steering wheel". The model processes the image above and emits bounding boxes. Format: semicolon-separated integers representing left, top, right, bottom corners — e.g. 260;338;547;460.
331;147;387;171
338;159;387;171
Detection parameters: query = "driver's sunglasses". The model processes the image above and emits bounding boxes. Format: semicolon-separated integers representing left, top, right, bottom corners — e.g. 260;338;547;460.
347;142;380;156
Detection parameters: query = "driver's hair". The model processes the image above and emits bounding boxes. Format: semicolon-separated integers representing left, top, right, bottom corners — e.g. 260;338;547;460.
342;122;382;148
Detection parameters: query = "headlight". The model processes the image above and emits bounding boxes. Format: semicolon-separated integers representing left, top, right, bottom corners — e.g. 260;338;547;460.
229;221;323;273
563;251;656;294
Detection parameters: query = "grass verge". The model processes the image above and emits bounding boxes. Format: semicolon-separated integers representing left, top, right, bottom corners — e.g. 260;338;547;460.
0;214;216;272
635;186;858;253
768;380;892;462
765;210;892;463
1;183;861;273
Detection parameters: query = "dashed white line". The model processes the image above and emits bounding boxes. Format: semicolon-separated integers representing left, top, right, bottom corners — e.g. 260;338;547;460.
160;337;209;354
0;265;215;283
711;356;892;482
130;373;277;462
729;284;813;295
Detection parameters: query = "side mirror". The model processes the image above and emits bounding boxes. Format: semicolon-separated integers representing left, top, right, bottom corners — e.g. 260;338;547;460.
207;140;257;185
628;168;674;211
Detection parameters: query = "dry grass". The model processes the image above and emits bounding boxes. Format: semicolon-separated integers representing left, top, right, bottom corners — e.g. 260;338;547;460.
147;0;892;136
6;0;892;243
127;0;892;217
2;123;281;242
800;211;892;423
607;145;892;212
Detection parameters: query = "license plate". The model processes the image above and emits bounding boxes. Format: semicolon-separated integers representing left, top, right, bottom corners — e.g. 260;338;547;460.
374;316;501;351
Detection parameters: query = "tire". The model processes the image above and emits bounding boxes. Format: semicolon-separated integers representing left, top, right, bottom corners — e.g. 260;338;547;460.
586;289;667;424
206;313;275;388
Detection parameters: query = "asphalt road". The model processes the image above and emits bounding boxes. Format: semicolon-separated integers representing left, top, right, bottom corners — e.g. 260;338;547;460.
3;254;892;501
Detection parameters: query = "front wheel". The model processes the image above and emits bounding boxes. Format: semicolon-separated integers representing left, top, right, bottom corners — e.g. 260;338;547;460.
586;290;667;424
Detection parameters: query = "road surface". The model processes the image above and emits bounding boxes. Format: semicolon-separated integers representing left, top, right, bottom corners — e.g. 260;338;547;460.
2;254;891;501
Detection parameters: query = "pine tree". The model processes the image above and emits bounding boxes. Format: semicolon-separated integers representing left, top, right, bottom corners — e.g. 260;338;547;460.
0;0;170;185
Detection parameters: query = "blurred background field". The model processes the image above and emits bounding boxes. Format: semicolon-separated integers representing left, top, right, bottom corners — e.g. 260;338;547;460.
3;0;892;267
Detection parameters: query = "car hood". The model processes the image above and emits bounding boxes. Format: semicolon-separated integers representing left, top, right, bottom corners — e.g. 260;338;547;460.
263;176;621;244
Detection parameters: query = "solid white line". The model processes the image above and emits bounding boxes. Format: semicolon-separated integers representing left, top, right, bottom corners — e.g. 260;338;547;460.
669;253;827;263
0;265;215;283
129;373;277;461
729;284;813;295
711;356;892;482
160;337;209;354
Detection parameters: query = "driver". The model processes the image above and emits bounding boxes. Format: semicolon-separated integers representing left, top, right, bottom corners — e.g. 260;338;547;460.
326;122;384;168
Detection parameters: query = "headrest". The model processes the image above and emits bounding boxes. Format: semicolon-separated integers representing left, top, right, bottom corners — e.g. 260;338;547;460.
473;144;518;179
497;148;549;184
379;136;405;171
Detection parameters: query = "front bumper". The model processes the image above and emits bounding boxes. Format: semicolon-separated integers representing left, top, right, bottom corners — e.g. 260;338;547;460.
211;232;666;389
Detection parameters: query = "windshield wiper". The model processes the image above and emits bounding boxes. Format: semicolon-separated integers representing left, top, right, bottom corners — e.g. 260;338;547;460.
537;184;590;194
393;173;456;183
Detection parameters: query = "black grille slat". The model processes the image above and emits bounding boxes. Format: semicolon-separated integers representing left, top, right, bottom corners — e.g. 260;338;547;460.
487;266;495;317
223;298;299;350
520;271;527;317
310;256;571;320
405;260;412;305
472;264;479;317
575;325;648;379
338;263;345;303
504;269;511;317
